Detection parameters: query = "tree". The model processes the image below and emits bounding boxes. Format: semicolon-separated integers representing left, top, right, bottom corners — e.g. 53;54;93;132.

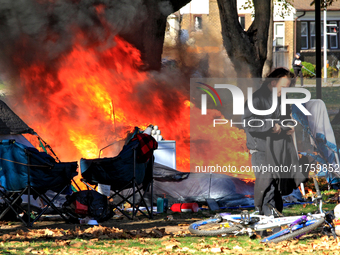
123;0;333;77
262;0;274;78
120;0;191;71
217;0;271;78
122;0;271;77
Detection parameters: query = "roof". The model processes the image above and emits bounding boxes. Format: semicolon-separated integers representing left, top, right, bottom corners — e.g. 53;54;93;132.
0;100;34;135
290;0;340;11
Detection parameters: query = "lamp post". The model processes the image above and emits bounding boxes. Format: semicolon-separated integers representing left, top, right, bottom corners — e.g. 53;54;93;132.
323;4;327;84
316;0;322;99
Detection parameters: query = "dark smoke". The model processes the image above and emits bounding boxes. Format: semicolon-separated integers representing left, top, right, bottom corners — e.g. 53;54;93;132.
0;0;145;77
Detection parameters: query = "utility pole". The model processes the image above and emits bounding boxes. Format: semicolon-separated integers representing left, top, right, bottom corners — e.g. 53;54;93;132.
323;3;327;84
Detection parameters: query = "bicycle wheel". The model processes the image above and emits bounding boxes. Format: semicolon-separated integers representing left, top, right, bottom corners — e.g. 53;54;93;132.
188;217;243;236
263;218;325;243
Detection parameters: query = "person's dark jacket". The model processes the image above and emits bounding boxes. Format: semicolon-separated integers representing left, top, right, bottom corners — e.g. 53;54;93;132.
242;84;309;199
292;57;302;70
242;84;293;152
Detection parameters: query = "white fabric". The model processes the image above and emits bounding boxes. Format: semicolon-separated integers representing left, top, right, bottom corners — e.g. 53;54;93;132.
305;99;339;165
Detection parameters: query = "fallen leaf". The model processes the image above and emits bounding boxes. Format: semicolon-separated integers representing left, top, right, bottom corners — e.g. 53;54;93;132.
165;244;178;250
233;245;242;250
211;247;222;253
24;247;34;253
71;242;83;248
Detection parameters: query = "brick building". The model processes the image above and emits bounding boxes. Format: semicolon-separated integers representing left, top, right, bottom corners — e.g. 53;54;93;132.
164;0;340;71
294;1;340;67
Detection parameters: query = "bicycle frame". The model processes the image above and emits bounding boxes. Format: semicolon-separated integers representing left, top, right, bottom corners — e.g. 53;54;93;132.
217;177;327;233
189;177;335;242
219;212;325;232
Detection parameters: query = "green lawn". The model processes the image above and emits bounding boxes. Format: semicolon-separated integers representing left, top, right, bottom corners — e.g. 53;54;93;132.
289;86;340;111
0;196;338;254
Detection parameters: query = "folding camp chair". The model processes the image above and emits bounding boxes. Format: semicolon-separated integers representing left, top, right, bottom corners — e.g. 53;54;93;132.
0;140;78;227
80;135;156;220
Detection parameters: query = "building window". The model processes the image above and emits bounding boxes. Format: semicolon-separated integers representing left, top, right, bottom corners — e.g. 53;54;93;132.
302;20;340;50
194;15;202;31
329;21;338;49
301;22;308;49
239;16;245;30
310;22;316;48
274;23;285;46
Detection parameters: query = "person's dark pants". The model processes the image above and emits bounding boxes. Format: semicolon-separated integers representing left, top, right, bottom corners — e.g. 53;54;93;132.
251;151;283;216
252;151;283;236
294;68;303;86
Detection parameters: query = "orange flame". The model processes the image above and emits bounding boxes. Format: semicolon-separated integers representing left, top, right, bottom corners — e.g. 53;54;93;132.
13;35;190;171
12;33;251;188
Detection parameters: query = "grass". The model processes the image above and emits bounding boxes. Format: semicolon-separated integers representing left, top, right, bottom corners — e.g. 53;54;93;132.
0;197;338;254
0;232;310;254
288;86;340;111
0;236;257;254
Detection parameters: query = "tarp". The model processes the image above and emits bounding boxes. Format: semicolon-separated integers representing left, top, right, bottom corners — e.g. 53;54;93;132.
150;163;303;207
151;162;255;207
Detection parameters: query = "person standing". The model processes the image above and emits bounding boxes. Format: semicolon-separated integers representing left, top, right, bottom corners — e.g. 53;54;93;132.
292;53;304;86
242;68;308;219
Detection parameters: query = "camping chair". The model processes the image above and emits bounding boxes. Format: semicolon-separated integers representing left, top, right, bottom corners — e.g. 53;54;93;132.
0;140;78;227
80;134;156;220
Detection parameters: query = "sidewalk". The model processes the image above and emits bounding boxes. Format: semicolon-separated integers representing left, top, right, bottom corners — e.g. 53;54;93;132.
294;78;340;87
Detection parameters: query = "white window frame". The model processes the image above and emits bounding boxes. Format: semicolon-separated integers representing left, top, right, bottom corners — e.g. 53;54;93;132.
310;22;316;49
274;22;285;46
329;21;338;49
301;22;308;49
194;15;202;31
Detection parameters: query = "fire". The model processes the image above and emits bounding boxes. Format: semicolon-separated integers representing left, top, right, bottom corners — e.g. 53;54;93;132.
10;29;250;183
190;106;253;179
68;129;99;159
12;35;191;174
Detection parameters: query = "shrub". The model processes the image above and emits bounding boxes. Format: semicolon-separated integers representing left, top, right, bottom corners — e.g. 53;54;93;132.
327;66;338;78
301;62;315;78
290;61;315;78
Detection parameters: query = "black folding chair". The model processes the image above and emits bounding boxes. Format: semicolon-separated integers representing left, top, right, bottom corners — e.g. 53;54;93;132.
80;138;155;220
0;140;78;227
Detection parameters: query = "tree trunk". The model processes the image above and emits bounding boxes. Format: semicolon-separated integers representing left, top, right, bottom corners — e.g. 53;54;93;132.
217;0;271;78
119;0;190;71
262;0;273;77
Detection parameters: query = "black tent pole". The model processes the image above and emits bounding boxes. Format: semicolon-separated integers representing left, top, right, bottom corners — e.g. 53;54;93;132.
315;0;322;99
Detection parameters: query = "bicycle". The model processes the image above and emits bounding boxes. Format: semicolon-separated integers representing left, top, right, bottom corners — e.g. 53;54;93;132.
188;177;336;243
